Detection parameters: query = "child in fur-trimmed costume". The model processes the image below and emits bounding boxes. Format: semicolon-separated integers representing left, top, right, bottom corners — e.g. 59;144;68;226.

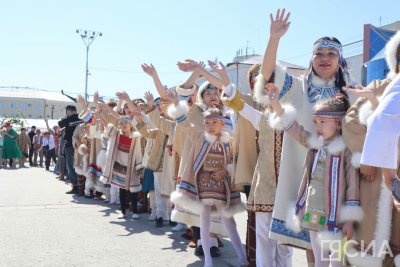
167;90;247;267
101;115;143;219
266;83;362;267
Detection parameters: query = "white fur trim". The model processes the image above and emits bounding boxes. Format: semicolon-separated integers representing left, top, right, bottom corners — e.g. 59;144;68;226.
176;84;197;97
78;144;88;156
307;135;347;155
346;245;382;267
268;104;296;131
197;82;209;110
170;191;204;214
131;131;141;138
220;83;237;102
374;182;394;261
254;62;287;106
254;73;269;106
220;131;231;143
351;152;362;169
284;205;302;234
339;205;364;223
167;100;189;119
359;100;375;126
395;254;400;267
96;149;107;168
307;134;321;150
326;136;346;154
82;154;88;174
221;201;246;218
317;230;343;253
204;132;217;143
385;30;400;79
99;176;109;184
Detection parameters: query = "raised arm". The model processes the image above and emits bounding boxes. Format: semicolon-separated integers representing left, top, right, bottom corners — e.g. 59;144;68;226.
142;63;166;97
116;91;138;116
260;9;291;81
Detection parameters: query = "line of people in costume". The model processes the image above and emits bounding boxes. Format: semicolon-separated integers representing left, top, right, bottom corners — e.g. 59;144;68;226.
5;8;400;267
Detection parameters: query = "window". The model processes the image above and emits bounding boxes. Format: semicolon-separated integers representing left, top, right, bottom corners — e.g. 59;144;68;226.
11;103;16;109
21;103;29;110
34;104;41;111
0;102;4;109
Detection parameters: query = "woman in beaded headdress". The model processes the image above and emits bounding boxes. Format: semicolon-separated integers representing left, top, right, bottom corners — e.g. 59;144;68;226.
254;9;358;253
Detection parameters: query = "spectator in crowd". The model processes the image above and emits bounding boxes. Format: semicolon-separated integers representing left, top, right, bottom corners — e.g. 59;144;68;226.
16;127;30;168
32;129;44;167
28;126;36;166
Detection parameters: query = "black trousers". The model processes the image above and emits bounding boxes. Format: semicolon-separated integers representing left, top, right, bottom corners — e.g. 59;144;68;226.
119;189;138;215
45;148;57;170
29;145;34;164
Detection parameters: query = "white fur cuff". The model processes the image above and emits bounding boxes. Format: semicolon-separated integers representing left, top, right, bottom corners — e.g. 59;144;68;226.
170;191;204;215
78;144;88;156
358;100;375;126
351;152;362;169
254;73;269;106
285;206;302;234
268;104;296;131
167;100;189;119
220;83;237;102
221;202;245;218
176;84;197;96
339;205;364;223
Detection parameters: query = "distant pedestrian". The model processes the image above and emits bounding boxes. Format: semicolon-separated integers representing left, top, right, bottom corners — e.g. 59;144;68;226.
1;122;22;169
28;126;36;166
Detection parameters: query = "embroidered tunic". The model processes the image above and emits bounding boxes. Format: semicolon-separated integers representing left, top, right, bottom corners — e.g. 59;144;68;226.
111;134;132;187
197;141;227;205
301;148;327;232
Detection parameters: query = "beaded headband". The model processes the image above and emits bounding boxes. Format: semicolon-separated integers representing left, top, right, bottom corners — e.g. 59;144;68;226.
204;114;224;122
313;39;343;54
119;115;133;124
313;110;346;119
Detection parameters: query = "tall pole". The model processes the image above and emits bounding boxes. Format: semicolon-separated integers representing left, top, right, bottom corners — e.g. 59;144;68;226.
76;29;102;101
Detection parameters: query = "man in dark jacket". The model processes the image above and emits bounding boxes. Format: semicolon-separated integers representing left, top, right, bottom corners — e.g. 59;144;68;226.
58;105;80;194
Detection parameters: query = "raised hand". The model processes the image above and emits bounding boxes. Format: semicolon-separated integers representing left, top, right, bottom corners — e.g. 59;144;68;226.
265;83;279;100
116;91;130;101
144;91;154;107
208;60;230;85
177;59;204;72
343;85;379;108
269;8;291;39
77;95;88;110
141;63;157;77
161;89;178;104
93;91;99;104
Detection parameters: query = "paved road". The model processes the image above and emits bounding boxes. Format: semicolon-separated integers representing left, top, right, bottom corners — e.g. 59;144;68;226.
0;167;308;267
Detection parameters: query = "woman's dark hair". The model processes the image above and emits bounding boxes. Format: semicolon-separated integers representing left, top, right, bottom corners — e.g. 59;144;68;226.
306;36;350;98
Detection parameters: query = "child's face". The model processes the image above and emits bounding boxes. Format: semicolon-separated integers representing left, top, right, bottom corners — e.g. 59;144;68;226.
204;117;224;136
119;120;132;134
313;116;340;140
203;89;220;108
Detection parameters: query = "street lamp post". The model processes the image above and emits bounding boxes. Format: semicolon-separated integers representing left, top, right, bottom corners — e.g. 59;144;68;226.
76;29;102;101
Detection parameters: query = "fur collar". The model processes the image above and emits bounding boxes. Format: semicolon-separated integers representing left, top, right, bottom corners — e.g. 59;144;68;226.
385;30;400;79
310;73;335;87
204;131;230;144
307;134;346;155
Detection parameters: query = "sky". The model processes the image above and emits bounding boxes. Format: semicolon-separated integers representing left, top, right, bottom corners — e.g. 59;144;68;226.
0;0;399;100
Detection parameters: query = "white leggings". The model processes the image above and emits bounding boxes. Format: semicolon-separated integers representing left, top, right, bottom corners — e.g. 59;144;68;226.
255;212;293;267
309;230;344;267
200;205;247;267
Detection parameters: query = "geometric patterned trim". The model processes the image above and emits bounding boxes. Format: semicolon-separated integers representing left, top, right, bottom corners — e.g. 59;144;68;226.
270;218;311;243
178;180;197;195
246;203;274;213
279;73;293;99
